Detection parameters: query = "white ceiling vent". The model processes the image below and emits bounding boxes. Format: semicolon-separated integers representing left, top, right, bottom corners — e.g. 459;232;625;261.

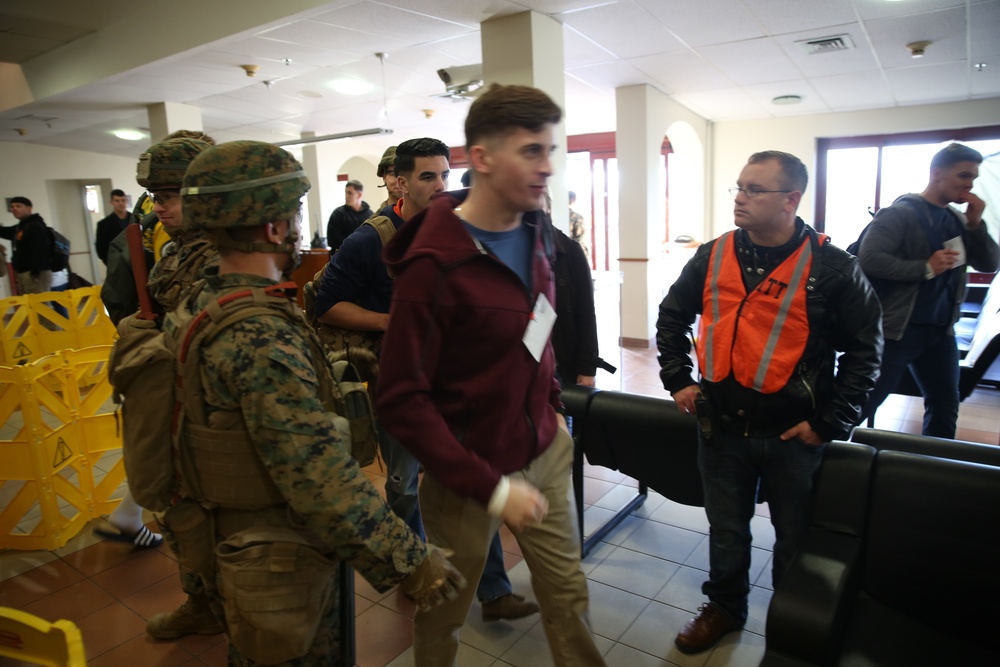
798;34;855;55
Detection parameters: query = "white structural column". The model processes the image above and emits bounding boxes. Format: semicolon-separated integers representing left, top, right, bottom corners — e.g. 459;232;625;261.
147;102;204;143
615;84;710;348
299;132;322;242
480;11;568;231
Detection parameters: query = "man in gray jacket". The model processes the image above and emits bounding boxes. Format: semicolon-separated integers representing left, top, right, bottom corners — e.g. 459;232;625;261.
859;142;999;437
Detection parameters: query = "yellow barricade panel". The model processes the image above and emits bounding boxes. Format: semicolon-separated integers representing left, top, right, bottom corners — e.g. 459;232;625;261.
0;286;114;365
0;345;122;551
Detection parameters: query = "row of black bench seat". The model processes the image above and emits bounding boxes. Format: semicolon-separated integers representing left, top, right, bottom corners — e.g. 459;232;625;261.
764;429;1000;666
563;385;1000;665
562;385;702;557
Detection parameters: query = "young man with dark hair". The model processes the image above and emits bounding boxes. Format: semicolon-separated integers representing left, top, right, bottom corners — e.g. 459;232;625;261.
2;196;53;294
315;136;451;539
859;142;999;437
326;178;372;252
376;84;606;666
658;150;883;654
95;188;131;265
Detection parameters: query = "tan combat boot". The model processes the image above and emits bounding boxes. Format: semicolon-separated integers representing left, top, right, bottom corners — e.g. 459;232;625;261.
146;592;224;640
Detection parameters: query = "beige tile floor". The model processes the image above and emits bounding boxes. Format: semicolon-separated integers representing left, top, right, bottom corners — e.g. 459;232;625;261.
3;342;998;666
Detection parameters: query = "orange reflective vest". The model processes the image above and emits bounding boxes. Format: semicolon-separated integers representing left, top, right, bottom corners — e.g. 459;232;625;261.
697;231;825;394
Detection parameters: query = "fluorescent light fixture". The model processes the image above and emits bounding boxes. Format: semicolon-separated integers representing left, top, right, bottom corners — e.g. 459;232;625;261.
113;129;145;141
274;127;393;148
329;78;373;95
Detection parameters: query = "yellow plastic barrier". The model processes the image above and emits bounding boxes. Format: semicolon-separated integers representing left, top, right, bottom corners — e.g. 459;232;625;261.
0;346;123;551
0;287;115;367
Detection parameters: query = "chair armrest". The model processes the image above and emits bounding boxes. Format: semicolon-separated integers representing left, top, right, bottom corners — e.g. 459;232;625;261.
765;530;861;666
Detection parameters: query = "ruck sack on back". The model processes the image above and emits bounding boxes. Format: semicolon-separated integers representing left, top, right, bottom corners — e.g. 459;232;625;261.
108;282;369;512
48;226;70;271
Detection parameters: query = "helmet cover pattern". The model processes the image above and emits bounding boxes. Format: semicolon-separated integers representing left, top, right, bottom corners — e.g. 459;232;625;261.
180;140;311;232
136;137;212;189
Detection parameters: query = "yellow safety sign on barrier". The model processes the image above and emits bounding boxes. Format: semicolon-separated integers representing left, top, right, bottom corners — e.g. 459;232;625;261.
0;287;115;367
0;346;123;551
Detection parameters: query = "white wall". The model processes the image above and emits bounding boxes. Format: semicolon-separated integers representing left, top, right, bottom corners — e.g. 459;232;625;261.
709;98;1000;238
0;142;138;297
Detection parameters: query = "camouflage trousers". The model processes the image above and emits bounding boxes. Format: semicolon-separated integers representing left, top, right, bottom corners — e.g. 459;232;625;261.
157;515;205;598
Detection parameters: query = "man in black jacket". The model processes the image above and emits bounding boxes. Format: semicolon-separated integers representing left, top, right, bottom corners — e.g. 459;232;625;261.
2;196;53;294
95;188;130;265
326;179;372;253
656;150;883;654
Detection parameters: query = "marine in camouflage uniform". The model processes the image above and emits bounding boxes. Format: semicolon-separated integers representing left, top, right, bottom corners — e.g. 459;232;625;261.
174;140;464;666
105;135;225;641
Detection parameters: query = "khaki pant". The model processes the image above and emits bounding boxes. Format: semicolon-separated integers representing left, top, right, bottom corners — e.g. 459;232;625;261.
16;270;52;294
414;428;606;667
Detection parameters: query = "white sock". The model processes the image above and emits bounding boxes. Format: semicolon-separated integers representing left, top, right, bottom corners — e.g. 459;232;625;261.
109;489;145;532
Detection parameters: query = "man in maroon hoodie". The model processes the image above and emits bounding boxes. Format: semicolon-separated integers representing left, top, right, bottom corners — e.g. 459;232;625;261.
376;84;605;666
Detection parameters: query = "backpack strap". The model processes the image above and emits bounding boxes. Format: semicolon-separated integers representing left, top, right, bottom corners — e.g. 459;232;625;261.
361;215;398;278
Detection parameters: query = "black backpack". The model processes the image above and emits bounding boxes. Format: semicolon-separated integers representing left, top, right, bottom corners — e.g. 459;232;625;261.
845;208;876;256
48;226;70;271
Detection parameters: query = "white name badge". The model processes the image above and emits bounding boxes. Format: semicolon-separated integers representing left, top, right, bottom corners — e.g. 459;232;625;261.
523;293;556;362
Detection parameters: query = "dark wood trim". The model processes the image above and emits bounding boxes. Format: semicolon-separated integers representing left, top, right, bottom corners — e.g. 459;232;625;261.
621;335;653;349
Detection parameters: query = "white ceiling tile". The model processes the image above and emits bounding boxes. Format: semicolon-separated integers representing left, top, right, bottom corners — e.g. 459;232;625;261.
744;0;857;36
370;0;521;25
628;50;733;93
633;0;766;47
566;59;659;93
563;27;617;68
697;37;803;85
808;70;897;111
258;19;410;54
971;60;1000;96
740;79;830;116
854;0;965;22
867;7;967;69
563;75;615;135
885;61;971;103
672;88;770;121
217;36;361;68
559;2;687;59
970;1;1000;59
311;0;477;35
774;24;881;77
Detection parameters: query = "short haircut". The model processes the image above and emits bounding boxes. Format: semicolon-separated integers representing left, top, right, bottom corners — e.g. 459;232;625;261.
464;84;562;151
568;190;576;203
460;170;471;188
110;189;126;199
346;179;363;191
10;196;31;207
747;150;808;193
931;143;983;171
394;138;450;177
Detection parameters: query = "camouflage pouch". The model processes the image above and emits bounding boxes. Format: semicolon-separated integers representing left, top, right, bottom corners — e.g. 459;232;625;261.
108;313;176;512
215;527;337;664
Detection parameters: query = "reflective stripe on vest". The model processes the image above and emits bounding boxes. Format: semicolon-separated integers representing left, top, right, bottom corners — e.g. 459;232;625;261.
697;231;815;394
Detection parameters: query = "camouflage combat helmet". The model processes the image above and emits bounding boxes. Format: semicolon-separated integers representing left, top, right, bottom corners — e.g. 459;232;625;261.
136;137;212;189
180;141;310;259
377;145;397;177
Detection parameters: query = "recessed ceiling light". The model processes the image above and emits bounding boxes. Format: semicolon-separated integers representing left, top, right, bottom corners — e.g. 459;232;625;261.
329;78;373;95
113;129;145;141
772;95;803;105
299;90;323;99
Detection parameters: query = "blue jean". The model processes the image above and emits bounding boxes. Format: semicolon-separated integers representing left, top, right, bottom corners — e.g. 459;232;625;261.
698;428;825;622
476;532;512;603
865;324;960;438
377;420;424;540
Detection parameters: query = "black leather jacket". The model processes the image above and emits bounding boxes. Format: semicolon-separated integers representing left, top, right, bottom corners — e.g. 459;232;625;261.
656;219;884;442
